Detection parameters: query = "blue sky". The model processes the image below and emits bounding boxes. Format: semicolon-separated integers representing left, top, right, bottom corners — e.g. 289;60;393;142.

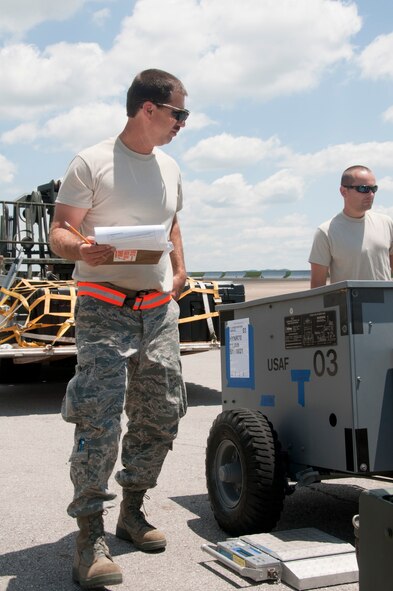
1;0;393;272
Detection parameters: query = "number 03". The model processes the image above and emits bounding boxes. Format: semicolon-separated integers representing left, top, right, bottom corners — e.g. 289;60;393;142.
313;349;338;377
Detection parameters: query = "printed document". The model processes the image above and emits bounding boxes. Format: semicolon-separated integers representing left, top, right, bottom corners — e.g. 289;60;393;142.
94;225;173;263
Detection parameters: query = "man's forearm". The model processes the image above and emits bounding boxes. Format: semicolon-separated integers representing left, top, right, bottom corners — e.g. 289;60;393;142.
50;220;118;267
49;223;83;261
310;263;328;288
169;216;187;299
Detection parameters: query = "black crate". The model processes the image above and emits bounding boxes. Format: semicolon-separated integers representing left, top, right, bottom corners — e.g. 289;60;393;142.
28;286;75;338
178;281;245;342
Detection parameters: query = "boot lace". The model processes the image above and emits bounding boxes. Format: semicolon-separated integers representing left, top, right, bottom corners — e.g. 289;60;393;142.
124;493;153;531
87;513;110;557
125;492;149;511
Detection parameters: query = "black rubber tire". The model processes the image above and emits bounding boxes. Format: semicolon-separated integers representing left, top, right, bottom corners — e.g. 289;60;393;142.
206;408;286;535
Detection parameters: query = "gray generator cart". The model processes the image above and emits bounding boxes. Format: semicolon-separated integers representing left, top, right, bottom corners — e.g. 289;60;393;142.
205;280;393;535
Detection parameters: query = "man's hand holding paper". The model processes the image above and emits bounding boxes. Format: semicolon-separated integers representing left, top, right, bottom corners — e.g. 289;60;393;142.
79;240;115;267
94;224;173;264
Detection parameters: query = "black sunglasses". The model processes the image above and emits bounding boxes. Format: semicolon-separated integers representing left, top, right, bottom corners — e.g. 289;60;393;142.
343;185;378;194
155;102;190;123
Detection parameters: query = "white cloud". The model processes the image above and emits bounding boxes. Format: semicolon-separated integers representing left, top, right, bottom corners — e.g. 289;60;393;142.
0;42;126;121
107;0;362;106
1;103;125;153
183;175;258;216
378;176;393;193
183;133;287;170
182;169;303;227
41;103;125;152
0;153;16;183
383;105;393;123
1;122;39;144
183;135;393;185
92;8;111;27
185;112;216;132
243;217;310;240
254;170;304;203
0;0;89;39
181;200;314;271
280;142;393;175
357;32;393;81
0;0;362;125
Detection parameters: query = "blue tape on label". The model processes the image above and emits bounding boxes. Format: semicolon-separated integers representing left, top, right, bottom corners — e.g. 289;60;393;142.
225;323;255;389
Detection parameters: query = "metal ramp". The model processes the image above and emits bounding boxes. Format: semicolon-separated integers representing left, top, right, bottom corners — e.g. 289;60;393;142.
202;528;358;590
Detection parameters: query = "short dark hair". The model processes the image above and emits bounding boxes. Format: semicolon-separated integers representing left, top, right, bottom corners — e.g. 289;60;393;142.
126;69;187;117
341;165;373;186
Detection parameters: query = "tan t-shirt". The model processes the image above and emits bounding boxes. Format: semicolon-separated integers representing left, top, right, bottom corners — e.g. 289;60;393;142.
56;137;183;292
309;210;393;283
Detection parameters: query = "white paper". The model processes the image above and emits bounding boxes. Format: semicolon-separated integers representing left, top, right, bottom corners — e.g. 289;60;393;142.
227;318;250;379
94;225;173;261
94;225;171;251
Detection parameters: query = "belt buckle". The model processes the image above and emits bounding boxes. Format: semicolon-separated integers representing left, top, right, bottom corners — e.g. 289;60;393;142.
124;293;137;306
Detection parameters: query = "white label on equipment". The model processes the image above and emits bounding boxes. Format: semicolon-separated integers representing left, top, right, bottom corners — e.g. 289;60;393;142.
227;318;250;378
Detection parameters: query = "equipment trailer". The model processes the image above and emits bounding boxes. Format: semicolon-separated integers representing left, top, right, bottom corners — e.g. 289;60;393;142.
206;281;393;535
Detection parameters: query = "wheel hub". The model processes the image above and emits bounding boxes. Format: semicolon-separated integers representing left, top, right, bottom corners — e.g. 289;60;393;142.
218;462;242;483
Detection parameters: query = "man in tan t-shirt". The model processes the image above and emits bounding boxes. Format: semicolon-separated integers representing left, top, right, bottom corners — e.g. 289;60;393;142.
50;69;189;589
309;165;393;288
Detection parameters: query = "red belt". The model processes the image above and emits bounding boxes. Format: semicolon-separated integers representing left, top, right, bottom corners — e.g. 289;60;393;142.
77;282;171;310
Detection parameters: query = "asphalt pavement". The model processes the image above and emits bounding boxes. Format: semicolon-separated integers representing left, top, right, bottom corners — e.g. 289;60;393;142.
0;280;387;591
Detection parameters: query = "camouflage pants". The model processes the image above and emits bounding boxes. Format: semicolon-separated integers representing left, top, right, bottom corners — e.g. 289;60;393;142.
61;296;187;518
